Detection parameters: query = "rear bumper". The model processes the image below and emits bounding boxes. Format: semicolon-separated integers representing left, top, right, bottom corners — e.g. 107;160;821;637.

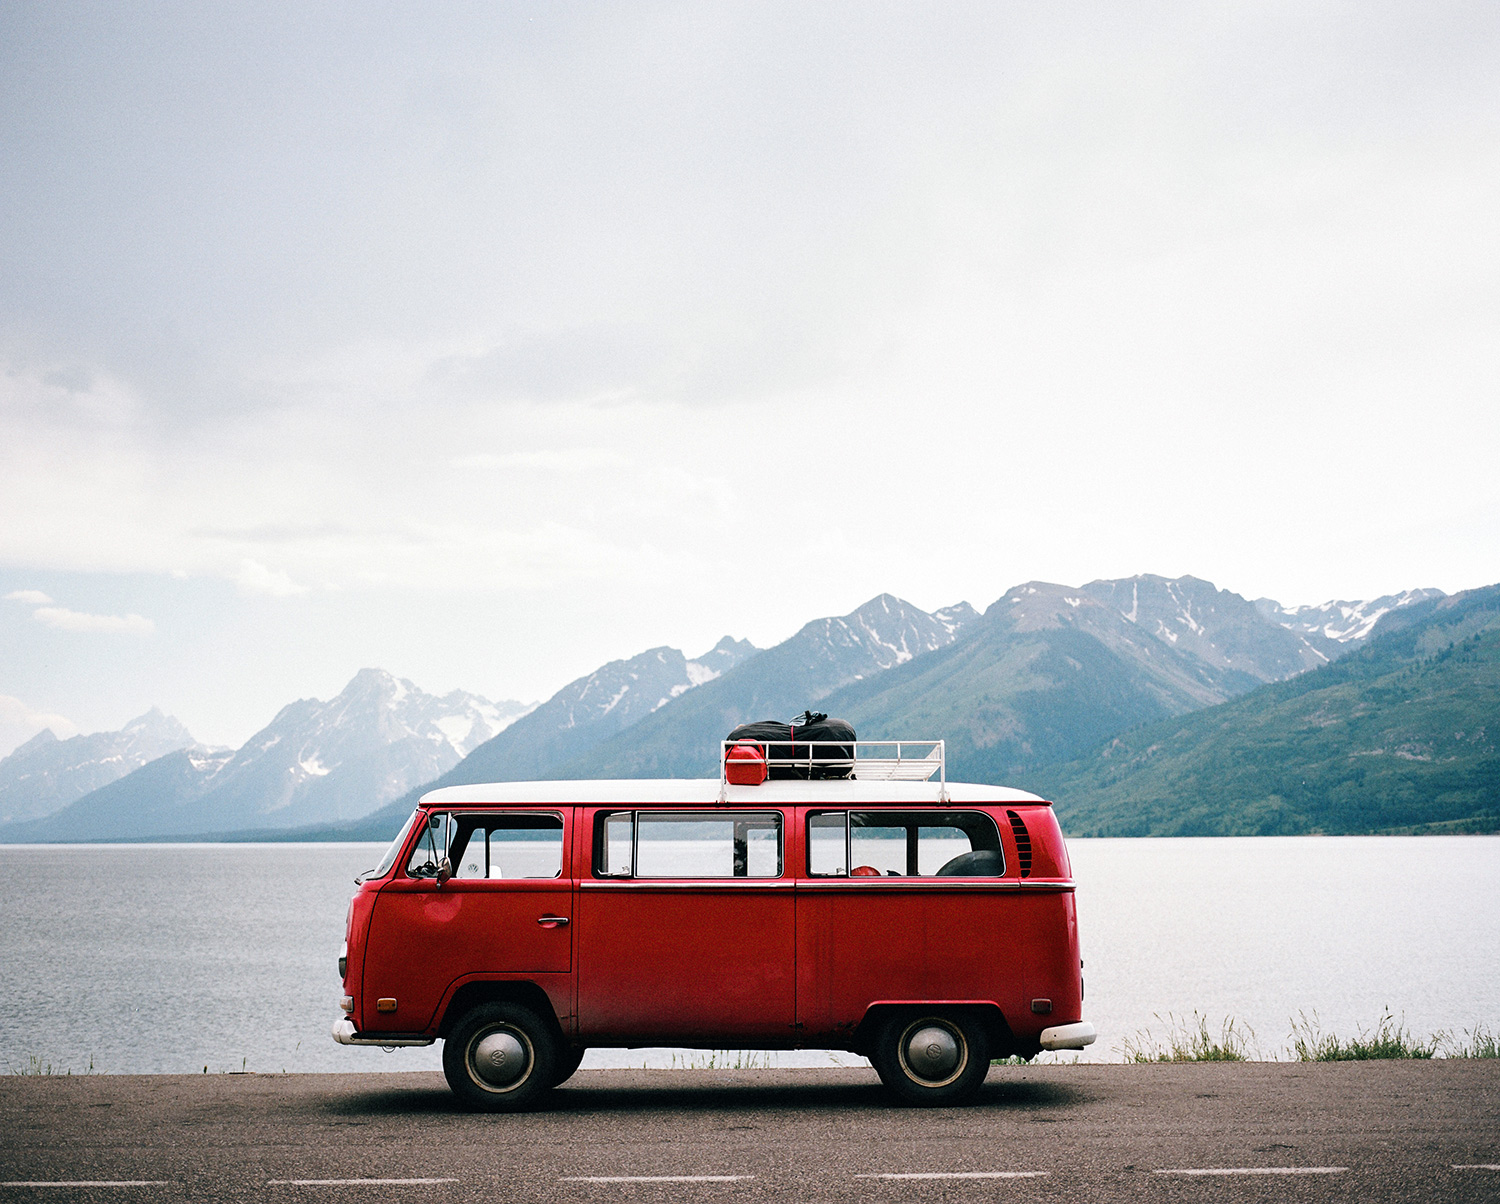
330;1017;435;1048
1039;1021;1097;1051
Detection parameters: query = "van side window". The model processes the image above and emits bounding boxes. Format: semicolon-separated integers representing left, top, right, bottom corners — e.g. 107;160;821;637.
806;811;1005;877
808;812;847;875
449;813;565;879
594;811;783;878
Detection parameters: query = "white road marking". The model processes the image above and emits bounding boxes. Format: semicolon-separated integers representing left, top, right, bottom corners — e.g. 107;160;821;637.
267;1180;458;1186
855;1172;1048;1180
1453;1165;1500;1171
0;1183;170;1189
1155;1168;1347;1176
560;1176;752;1183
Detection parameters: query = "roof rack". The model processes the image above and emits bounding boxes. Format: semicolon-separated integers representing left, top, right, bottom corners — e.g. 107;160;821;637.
719;739;948;803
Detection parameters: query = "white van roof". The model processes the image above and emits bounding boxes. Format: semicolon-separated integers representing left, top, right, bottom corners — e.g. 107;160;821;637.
419;779;1049;806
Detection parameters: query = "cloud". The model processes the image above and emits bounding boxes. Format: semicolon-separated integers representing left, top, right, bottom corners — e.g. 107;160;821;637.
0;695;79;758
4;589;53;604
33;607;155;635
235;559;309;598
450;449;626;472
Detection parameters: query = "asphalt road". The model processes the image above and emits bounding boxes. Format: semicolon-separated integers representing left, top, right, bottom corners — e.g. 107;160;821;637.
2;1063;1497;1204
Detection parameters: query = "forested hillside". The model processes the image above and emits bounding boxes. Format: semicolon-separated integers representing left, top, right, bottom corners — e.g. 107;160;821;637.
1034;586;1500;835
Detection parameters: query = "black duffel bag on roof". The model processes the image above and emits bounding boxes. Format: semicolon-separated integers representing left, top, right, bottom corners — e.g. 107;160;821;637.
725;711;856;779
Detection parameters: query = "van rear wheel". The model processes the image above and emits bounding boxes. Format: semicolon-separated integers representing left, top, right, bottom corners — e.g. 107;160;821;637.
872;1012;990;1106
443;1002;558;1112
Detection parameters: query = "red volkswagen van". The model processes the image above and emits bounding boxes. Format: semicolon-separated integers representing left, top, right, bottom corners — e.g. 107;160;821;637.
333;742;1094;1110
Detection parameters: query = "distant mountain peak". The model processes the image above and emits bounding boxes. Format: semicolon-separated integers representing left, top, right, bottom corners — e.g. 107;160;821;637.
686;636;759;688
120;708;194;743
9;727;60;756
0;709;198;826
1255;589;1445;644
800;593;975;674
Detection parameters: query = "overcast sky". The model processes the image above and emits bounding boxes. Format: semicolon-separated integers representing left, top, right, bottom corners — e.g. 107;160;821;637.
2;1;1498;754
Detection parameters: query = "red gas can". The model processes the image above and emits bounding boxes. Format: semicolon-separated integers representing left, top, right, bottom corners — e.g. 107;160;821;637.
724;741;768;785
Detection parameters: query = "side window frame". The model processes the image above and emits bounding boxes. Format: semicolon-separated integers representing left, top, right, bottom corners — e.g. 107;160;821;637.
408;810;567;881
592;810;785;879
805;810;1006;877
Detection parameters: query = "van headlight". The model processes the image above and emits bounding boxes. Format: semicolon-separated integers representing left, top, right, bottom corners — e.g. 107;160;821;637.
338;941;347;980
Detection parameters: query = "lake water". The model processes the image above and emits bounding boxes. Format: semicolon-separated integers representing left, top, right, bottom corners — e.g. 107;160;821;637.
1;837;1496;1074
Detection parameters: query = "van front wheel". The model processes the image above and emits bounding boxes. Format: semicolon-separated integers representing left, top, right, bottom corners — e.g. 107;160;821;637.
443;1002;558;1112
873;1013;990;1106
551;1045;587;1087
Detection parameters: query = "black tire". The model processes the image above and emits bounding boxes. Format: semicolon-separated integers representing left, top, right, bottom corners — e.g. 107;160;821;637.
871;1012;991;1106
443;1002;558;1112
551;1045;587;1088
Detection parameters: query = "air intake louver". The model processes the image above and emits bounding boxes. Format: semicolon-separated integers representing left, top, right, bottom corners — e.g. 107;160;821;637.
1006;810;1032;878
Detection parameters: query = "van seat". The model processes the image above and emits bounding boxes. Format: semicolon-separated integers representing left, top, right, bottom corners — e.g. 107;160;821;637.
935;850;1004;877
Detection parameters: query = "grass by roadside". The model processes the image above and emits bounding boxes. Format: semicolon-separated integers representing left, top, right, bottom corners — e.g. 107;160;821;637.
7;1054;96;1075
1120;1013;1252;1062
1290;1009;1436;1060
1108;1010;1499;1064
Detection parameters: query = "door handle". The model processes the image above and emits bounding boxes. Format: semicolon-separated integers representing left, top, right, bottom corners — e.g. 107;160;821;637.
537;915;570;928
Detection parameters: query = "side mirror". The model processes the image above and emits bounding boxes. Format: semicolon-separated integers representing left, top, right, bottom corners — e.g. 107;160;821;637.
435;857;453;887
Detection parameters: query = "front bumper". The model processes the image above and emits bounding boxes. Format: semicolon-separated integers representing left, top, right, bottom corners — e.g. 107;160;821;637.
330;1017;435;1047
1039;1021;1097;1051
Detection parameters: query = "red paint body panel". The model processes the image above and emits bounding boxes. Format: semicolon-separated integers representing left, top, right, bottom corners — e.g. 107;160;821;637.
342;886;379;1030
1008;891;1084;1038
1019;805;1071;880
363;877;574;1032
794;884;1028;1040
577;884;796;1040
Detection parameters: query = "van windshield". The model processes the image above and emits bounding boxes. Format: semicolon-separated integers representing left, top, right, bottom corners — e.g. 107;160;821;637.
361;810;420;882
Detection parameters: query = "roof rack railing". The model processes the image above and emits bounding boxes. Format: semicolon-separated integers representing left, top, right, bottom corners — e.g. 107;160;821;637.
718;739;948;803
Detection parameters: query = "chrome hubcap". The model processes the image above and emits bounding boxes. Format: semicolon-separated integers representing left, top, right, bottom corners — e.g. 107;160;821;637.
900;1019;960;1085
472;1029;528;1087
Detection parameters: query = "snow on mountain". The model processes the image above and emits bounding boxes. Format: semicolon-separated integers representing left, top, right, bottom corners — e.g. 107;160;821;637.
188;669;530;827
1254;589;1445;645
0;709;196;825
989;579;1260;712
1004;575;1440;688
686;636;760;685
1079;574;1337;681
798;594;979;682
429;690;534;757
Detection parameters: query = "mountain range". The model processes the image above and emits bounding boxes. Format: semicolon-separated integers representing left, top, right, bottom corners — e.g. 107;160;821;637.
1033;584;1500;835
2;573;1482;842
0;672;531;841
336;576;1444;840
